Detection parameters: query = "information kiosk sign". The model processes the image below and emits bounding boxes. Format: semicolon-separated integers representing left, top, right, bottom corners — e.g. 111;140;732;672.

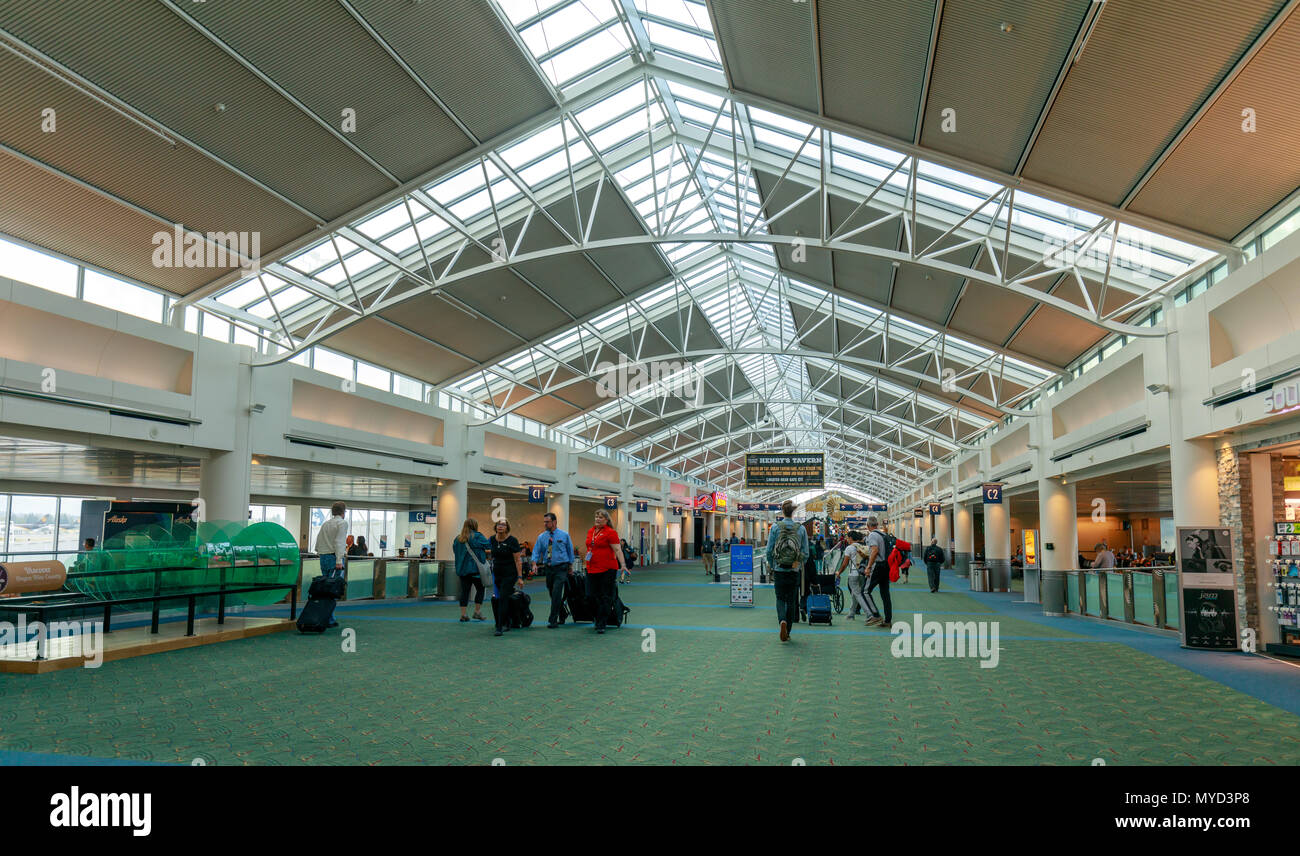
729;544;754;607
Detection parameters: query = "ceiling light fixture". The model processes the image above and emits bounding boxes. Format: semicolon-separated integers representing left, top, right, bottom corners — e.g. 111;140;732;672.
1000;22;1014;33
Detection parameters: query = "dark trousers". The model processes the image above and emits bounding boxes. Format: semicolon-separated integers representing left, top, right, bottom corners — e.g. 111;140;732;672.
926;561;941;592
586;570;617;630
544;563;571;624
459;574;485;607
773;568;800;627
493;571;518;631
867;561;891;624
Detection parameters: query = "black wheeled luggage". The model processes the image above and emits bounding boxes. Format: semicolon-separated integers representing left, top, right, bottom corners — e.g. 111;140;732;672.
491;591;535;629
297;575;344;633
566;572;594;622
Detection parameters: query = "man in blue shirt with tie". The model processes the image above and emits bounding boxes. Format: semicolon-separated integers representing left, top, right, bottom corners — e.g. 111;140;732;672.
533;512;576;629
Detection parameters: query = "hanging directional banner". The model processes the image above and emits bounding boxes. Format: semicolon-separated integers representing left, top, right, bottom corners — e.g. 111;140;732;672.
635;500;648;513
928;503;942;516
840;503;888;513
603;496;619;509
913;508;924;518
670;505;683;516
527;485;546;503
982;484;1004;504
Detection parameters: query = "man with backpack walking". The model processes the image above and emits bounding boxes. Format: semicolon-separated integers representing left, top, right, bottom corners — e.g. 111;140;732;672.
864;517;893;628
766;500;808;642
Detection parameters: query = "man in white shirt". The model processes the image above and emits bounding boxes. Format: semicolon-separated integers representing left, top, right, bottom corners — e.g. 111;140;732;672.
314;501;348;579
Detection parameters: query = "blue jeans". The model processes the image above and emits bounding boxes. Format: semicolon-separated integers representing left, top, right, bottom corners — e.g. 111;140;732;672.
773;569;800;627
320;554;344;579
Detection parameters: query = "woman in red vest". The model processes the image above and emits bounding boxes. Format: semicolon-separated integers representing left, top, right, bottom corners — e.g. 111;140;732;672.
585;509;627;634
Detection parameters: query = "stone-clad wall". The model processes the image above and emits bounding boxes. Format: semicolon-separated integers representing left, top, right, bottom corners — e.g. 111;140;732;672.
1216;443;1252;633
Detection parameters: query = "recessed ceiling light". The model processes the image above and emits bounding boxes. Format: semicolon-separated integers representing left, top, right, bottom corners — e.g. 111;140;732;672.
1000;22;1014;33
215;103;227;112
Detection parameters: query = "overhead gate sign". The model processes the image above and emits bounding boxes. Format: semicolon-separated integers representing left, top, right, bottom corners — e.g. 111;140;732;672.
744;453;824;489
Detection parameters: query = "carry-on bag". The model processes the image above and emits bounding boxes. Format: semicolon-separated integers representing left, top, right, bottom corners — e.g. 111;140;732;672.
296;595;337;632
806;592;833;625
566;571;595;622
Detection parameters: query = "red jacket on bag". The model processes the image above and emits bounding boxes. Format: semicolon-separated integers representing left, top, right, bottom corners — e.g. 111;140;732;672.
889;540;912;583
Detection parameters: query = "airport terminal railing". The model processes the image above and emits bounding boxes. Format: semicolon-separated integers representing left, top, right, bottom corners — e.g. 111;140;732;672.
299;554;444;600
1055;566;1178;632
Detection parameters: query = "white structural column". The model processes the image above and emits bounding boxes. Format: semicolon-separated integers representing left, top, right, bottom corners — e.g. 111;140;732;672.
1039;476;1078;614
985;489;1011;592
1039;478;1078;572
435;479;467;562
653;505;665;564
933;508;951;566
1165;294;1221;527
201;450;251;525
1170;439;1220;525
953;500;974;577
548;492;569;533
199;363;253;524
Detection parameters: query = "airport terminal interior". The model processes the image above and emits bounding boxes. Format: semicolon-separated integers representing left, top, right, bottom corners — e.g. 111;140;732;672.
1;0;1300;767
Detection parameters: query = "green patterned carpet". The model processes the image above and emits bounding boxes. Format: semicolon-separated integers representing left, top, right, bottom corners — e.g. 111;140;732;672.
2;561;1298;765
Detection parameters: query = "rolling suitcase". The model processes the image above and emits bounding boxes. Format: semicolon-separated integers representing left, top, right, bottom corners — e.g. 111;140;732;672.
491;591;535;629
806;592;833;625
297;575;344;633
510;591;534;628
566;572;595;622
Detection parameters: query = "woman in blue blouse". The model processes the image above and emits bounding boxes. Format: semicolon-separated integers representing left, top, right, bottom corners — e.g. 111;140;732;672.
453;518;490;622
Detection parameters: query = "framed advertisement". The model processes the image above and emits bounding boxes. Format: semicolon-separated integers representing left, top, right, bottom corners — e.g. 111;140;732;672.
1175;526;1238;650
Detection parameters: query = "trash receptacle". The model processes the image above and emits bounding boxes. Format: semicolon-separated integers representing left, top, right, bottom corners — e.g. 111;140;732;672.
969;562;988;592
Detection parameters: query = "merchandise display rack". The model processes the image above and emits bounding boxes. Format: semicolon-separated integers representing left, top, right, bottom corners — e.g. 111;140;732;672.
1265;533;1300;656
